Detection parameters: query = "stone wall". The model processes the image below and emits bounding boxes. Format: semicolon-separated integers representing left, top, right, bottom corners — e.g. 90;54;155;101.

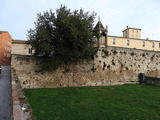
11;68;33;119
95;46;160;78
11;46;160;88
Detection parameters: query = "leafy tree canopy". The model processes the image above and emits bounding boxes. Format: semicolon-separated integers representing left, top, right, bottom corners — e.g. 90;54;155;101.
27;5;96;70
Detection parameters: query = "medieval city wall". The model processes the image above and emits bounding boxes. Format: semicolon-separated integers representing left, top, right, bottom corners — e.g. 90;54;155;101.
11;46;160;88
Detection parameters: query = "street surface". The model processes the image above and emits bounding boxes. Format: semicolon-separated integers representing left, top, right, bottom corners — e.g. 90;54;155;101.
0;66;11;120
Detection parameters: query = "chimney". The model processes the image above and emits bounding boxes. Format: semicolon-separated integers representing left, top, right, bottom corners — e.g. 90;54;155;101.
127;26;128;29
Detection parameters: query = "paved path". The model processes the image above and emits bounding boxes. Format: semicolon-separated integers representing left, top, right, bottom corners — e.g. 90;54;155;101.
0;66;11;120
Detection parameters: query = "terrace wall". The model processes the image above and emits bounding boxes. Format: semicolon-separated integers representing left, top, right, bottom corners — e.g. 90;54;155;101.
11;46;160;88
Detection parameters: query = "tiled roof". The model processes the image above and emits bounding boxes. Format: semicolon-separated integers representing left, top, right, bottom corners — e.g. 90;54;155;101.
12;40;28;44
94;21;107;32
0;31;8;34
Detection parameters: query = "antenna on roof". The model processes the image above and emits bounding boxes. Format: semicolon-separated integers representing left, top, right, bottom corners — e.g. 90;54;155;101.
98;16;100;21
106;25;108;31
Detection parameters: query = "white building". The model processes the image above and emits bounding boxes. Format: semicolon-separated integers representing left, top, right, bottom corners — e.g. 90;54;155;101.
12;40;33;55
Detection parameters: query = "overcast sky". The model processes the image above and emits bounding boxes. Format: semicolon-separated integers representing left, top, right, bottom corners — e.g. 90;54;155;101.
0;0;160;40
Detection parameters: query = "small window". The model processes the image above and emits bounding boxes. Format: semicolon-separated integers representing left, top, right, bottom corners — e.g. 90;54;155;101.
142;41;145;47
127;40;130;46
132;35;134;38
31;48;32;54
159;43;160;48
112;38;116;44
100;38;103;44
28;48;31;54
93;36;96;42
132;30;134;32
137;30;138;33
28;48;32;54
152;42;155;48
136;35;138;39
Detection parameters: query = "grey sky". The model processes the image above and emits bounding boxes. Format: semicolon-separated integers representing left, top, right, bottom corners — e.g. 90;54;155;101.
0;0;160;40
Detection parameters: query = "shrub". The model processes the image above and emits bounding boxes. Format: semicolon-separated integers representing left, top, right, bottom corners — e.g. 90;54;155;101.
113;50;118;55
112;60;115;65
131;52;135;56
107;65;110;69
63;67;70;73
91;66;97;72
125;67;128;70
102;49;109;56
142;53;145;57
151;55;154;61
103;62;106;71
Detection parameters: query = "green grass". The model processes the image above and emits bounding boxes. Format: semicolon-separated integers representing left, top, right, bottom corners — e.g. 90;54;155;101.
24;84;160;120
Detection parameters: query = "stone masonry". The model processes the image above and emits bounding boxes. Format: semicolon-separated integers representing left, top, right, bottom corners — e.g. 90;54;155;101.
11;68;33;120
11;46;160;89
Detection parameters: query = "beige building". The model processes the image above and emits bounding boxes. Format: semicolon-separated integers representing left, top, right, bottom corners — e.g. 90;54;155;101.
94;21;160;51
12;40;33;55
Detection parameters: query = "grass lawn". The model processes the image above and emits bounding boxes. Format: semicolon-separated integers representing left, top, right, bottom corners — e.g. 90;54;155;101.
24;84;160;120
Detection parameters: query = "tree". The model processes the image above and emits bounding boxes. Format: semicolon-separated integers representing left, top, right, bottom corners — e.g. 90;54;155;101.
27;5;96;70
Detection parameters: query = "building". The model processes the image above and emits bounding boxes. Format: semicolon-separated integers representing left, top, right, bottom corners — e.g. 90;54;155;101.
94;20;160;51
11;21;160;57
12;40;33;55
0;31;12;65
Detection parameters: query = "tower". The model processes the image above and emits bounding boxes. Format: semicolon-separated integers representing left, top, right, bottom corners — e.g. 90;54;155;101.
122;26;141;39
93;18;108;48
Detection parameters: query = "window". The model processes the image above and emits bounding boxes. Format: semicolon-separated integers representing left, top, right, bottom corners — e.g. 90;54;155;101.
127;40;130;46
100;37;104;44
31;48;32;54
159;43;160;48
132;35;134;38
28;48;32;54
136;35;138;39
137;30;138;33
112;38;116;44
152;42;155;48
132;30;134;32
93;36;96;42
28;48;30;54
142;41;145;47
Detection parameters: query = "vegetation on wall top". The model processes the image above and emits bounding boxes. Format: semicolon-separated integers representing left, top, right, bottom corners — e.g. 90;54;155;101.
27;5;96;71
